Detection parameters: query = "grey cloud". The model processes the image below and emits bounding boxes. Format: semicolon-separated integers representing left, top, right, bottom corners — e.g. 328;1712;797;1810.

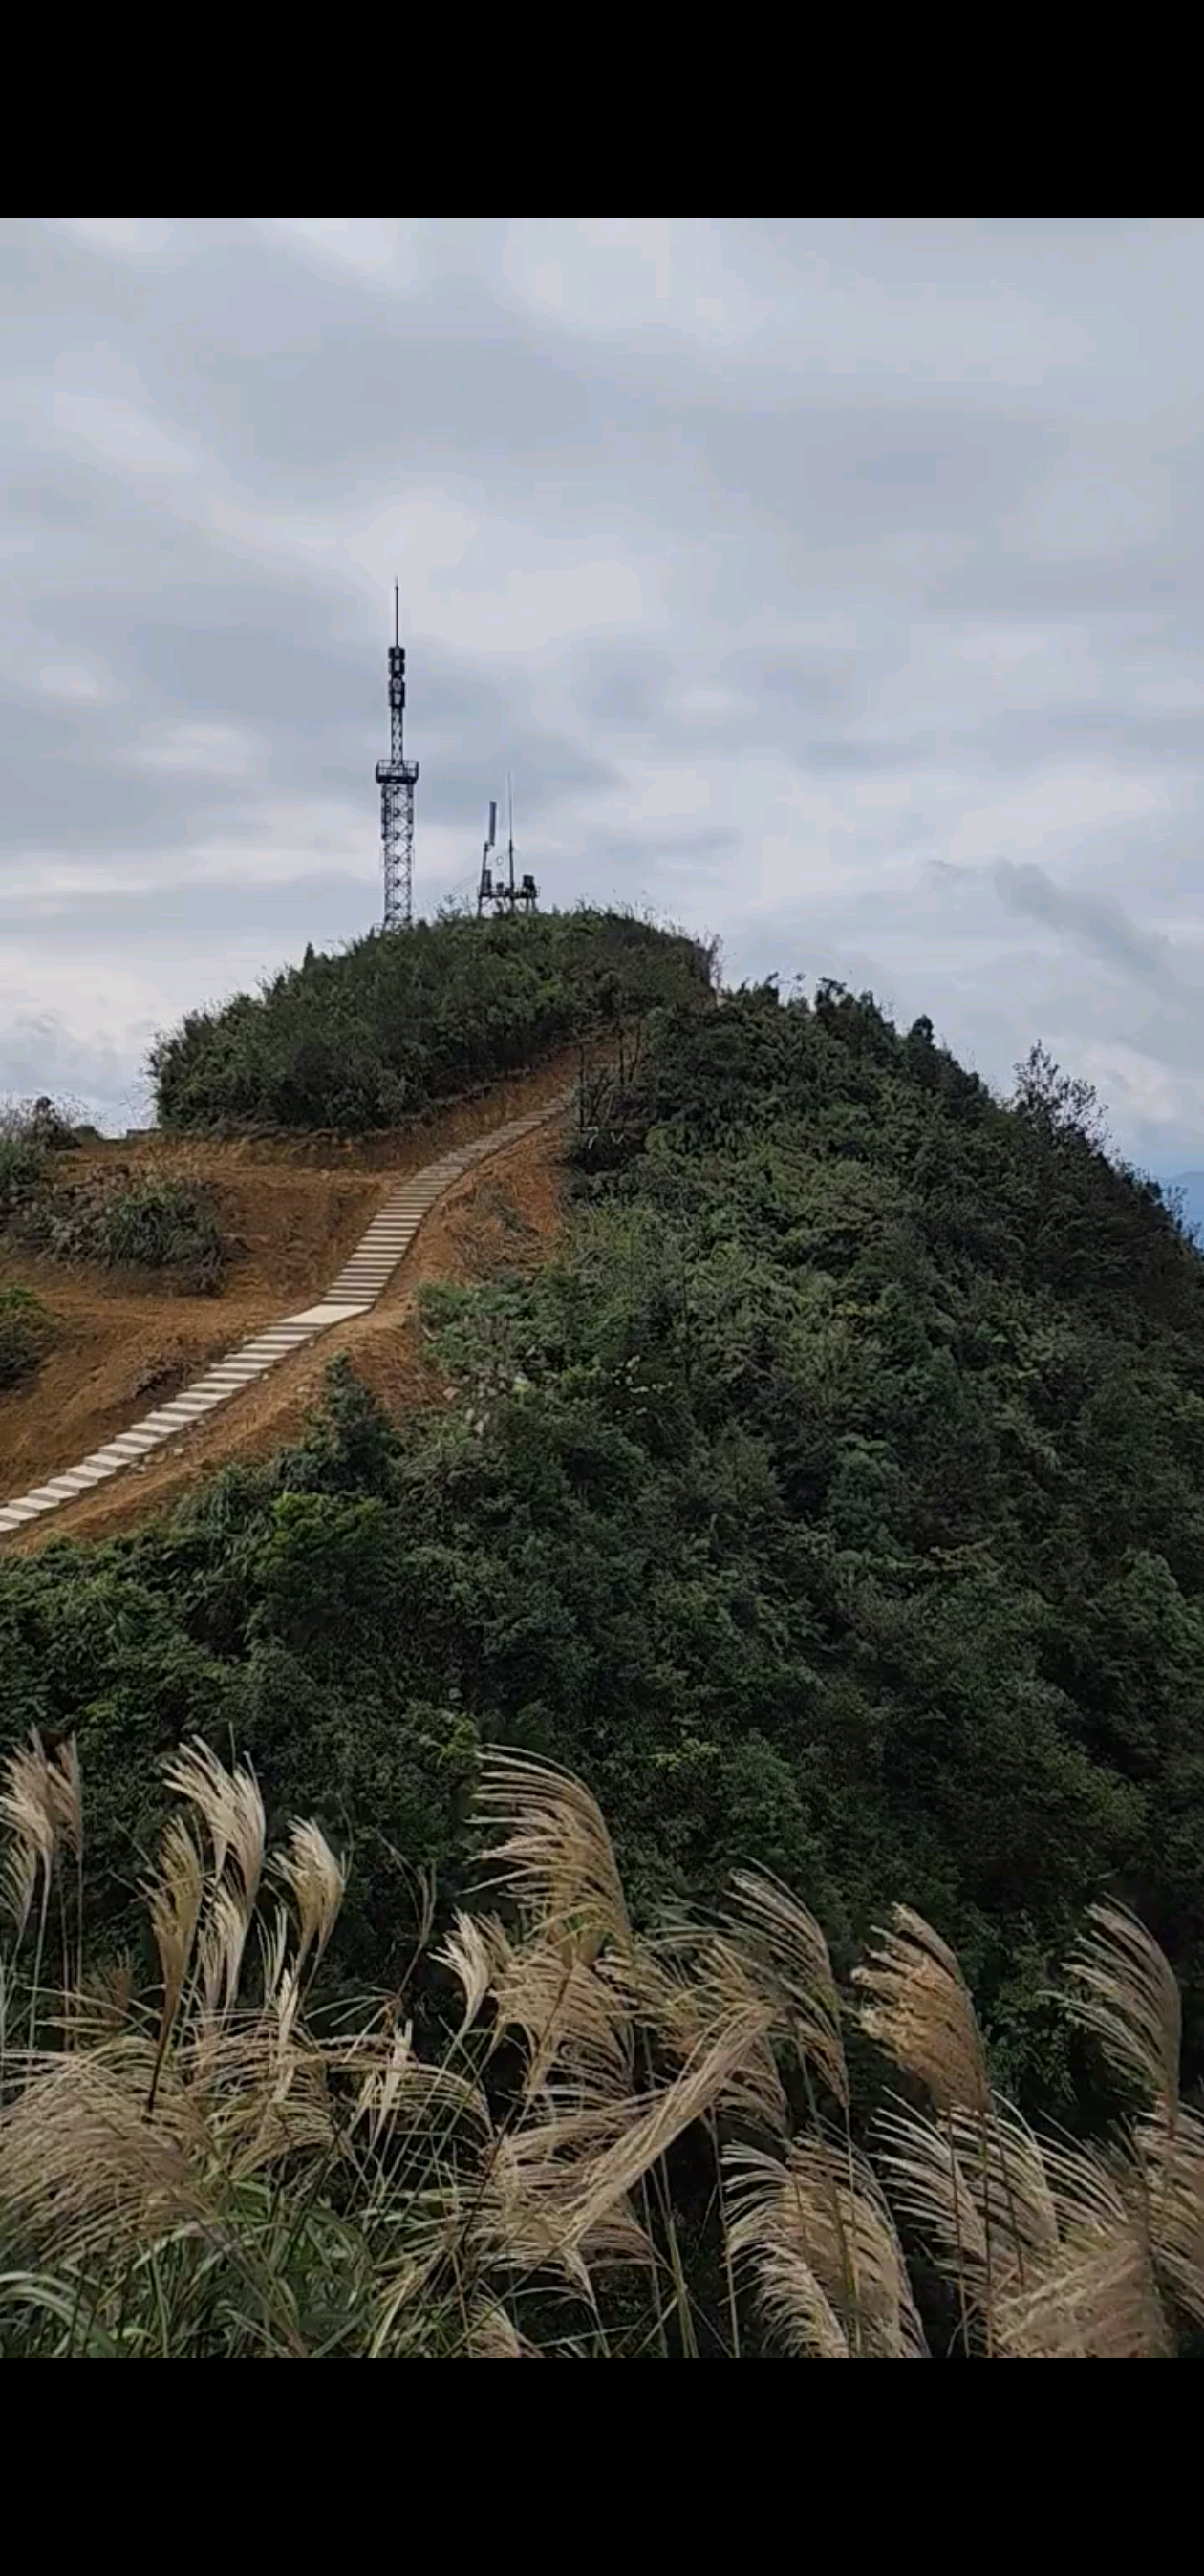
6;223;1069;570
976;705;1204;776
6;217;1204;1150
991;860;1181;990
934;539;1204;625
723;645;869;724
0;869;374;958
573;639;899;769
701;399;1062;558
1;530;615;868
8;224;608;510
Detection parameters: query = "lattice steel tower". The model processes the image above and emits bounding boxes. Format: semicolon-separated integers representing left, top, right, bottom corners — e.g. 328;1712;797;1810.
376;586;419;932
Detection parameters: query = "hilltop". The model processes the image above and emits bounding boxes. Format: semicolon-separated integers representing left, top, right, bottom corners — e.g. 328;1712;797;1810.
150;907;714;1132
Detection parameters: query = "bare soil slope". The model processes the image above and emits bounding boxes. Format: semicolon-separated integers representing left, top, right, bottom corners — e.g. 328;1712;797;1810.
1;1068;571;1554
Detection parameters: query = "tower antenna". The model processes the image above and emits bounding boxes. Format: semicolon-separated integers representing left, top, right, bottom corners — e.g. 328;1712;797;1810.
376;591;419;931
472;777;540;919
477;797;499;916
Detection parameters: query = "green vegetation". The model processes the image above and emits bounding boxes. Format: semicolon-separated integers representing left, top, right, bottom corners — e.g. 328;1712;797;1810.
7;1170;227;1292
1;1094;89;1196
6;974;1204;2355
20;1095;81;1153
65;1172;226;1288
0;1095;226;1290
0;1137;45;1225
0;1733;1198;2358
0;1100;60;1223
0;1286;55;1389
149;907;715;1133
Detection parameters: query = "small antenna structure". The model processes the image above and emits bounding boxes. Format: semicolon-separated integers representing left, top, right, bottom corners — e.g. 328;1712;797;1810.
474;771;539;918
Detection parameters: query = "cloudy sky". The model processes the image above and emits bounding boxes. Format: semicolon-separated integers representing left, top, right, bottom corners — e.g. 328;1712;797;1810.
4;215;1204;1165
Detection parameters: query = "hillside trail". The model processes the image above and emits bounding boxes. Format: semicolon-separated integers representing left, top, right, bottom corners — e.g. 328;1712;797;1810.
0;1054;579;1555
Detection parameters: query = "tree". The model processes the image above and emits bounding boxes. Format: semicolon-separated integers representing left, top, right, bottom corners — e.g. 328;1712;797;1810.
1010;1041;1110;1152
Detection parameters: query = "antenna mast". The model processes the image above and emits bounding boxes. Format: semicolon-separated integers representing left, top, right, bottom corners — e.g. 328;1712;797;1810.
473;775;539;919
376;584;419;932
476;798;499;915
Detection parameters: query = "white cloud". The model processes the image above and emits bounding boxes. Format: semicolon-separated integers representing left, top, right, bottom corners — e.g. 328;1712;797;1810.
56;217;183;261
1073;1042;1204;1136
494;218;783;354
39;386;196;479
265;218;422;286
34;659;116;705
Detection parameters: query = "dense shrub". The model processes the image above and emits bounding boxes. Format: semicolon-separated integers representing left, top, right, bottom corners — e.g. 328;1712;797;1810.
0;1284;55;1388
1;1092;89;1157
11;1171;227;1292
1;1097;104;1236
22;1094;82;1152
150;907;715;1134
0;1136;46;1221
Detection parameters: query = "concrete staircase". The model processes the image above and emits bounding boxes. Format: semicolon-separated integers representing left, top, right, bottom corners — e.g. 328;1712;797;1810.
0;1093;569;1540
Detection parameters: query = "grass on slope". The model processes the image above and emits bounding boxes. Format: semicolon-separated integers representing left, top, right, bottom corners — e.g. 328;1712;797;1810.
0;1729;1198;2359
0;1286;55;1389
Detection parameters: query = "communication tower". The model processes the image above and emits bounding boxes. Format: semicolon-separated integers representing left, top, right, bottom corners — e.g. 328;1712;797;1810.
376;586;419;931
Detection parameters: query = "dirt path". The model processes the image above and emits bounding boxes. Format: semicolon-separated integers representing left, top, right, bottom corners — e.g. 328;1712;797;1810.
0;1050;585;1545
0;1052;582;1494
14;1114;570;1553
